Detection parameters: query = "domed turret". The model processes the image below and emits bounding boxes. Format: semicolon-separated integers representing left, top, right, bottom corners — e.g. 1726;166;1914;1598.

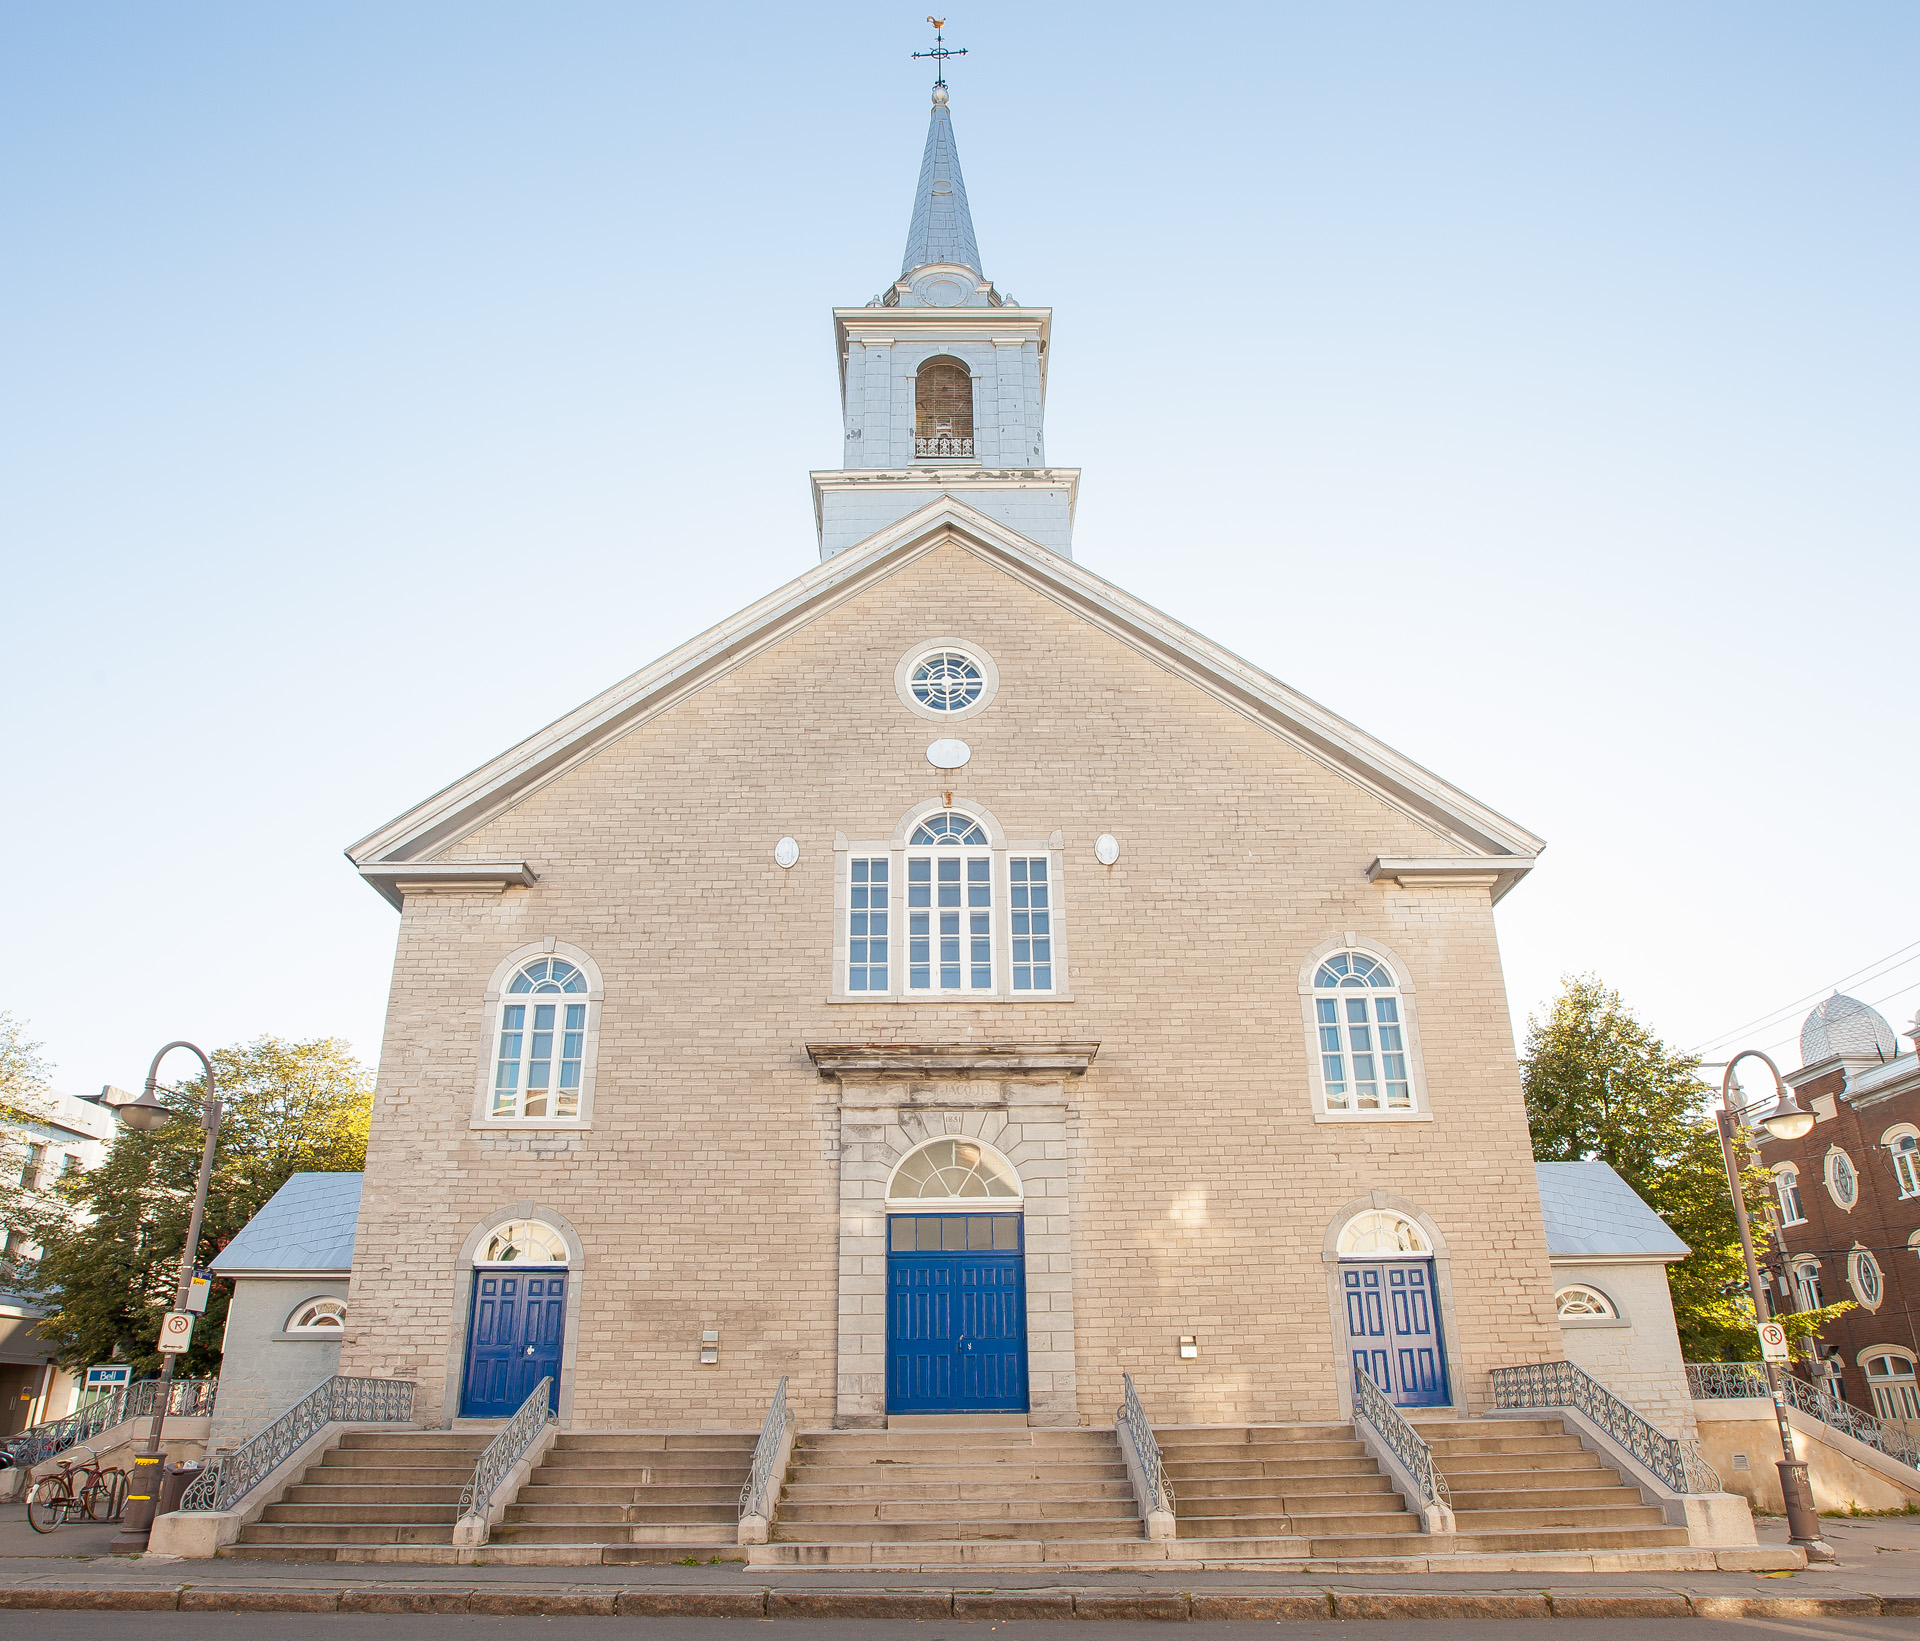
1800;992;1899;1067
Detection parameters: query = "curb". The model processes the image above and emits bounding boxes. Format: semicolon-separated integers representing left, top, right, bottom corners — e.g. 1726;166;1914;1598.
0;1585;1908;1618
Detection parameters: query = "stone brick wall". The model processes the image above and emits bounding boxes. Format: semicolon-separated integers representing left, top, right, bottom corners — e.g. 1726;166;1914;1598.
208;1277;346;1449
339;537;1561;1430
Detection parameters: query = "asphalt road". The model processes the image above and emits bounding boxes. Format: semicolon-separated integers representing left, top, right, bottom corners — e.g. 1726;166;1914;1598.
17;1617;1920;1640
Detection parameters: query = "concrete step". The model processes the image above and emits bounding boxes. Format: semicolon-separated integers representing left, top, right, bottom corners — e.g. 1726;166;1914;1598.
1413;1419;1566;1438
1168;1473;1394;1500
1422;1434;1586;1457
490;1522;738;1546
1448;1484;1646;1511
1177;1511;1421;1539
751;1538;1227;1567
504;1502;737;1525
777;1497;1139;1525
259;1503;461;1525
1450;1526;1692;1552
334;1432;491;1453
1160;1440;1367;1462
1176;1489;1405;1516
1162;1457;1382;1481
1437;1453;1611;1478
790;1462;1128;1486
519;1464;747;1487
780;1479;1136;1505
773;1517;1143;1545
1453;1505;1673;1531
549;1432;756;1451
797;1430;1114;1449
281;1484;467;1506
234;1522;456;1546
302;1465;475;1486
518;1484;741;1506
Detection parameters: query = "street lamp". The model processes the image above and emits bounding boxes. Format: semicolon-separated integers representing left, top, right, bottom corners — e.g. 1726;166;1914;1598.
1715;1048;1832;1563
95;1042;223;1555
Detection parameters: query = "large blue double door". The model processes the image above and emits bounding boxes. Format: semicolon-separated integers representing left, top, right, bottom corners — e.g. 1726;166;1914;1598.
1340;1259;1449;1408
460;1268;567;1418
887;1214;1028;1414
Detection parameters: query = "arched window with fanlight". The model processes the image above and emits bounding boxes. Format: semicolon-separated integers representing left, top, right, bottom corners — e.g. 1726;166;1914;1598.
1865;1349;1920;1422
908;810;993;992
914;356;975;458
1773;1163;1806;1226
283;1296;347;1335
492;957;589;1120
1887;1128;1920;1199
1554;1284;1620;1322
1310;951;1416;1113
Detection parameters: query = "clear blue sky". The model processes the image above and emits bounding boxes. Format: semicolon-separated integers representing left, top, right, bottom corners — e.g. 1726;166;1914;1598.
4;2;1915;1097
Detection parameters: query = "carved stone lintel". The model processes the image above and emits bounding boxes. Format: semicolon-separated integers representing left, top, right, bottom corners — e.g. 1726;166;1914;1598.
806;1042;1098;1081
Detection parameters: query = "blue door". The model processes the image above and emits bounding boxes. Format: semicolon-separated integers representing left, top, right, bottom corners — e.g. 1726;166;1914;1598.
1341;1260;1449;1409
460;1269;566;1417
887;1214;1027;1414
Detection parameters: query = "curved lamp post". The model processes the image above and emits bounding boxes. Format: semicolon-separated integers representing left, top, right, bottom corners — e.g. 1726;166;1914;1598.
104;1042;222;1555
1715;1048;1833;1563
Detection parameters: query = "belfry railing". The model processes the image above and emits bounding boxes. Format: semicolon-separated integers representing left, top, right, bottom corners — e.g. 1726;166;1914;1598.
914;435;974;458
1492;1359;1719;1494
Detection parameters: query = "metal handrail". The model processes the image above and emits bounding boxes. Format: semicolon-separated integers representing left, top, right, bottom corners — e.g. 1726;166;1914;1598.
1492;1359;1719;1494
459;1377;553;1518
1117;1373;1175;1515
738;1376;791;1524
178;1375;414;1513
1688;1361;1920;1471
1352;1364;1450;1509
1;1379;218;1471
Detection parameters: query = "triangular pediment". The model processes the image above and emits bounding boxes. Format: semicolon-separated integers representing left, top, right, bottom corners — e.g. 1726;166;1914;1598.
347;499;1543;902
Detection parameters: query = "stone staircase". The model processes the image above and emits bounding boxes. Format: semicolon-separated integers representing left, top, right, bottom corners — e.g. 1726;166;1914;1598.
1419;1417;1689;1553
756;1426;1154;1566
488;1431;756;1559
222;1429;490;1559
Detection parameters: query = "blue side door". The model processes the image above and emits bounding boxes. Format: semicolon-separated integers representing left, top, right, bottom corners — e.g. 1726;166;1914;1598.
1341;1260;1449;1409
887;1214;1027;1414
460;1269;567;1417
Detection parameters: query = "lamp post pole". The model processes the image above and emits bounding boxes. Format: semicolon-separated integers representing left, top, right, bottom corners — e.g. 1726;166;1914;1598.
107;1042;222;1556
1714;1048;1833;1564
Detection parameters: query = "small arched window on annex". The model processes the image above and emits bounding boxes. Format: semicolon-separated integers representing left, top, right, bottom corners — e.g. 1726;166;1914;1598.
884;1137;1024;1254
1860;1345;1920;1422
1299;938;1428;1121
1772;1162;1806;1226
1554;1283;1626;1327
1886;1125;1920;1200
476;943;605;1128
1849;1243;1885;1311
914;355;976;459
1826;1146;1860;1211
280;1296;347;1338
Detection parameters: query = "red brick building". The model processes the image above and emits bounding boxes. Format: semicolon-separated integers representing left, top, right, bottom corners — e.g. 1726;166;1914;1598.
1756;993;1920;1420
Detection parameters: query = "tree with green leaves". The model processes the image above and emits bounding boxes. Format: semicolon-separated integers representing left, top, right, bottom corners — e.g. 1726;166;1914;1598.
0;1013;61;1287
24;1036;372;1378
1523;975;1849;1361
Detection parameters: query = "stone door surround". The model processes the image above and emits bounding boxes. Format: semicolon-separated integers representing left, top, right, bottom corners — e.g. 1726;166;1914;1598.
808;1042;1097;1429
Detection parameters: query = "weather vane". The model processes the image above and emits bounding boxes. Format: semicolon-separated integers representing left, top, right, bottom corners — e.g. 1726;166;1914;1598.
913;17;966;99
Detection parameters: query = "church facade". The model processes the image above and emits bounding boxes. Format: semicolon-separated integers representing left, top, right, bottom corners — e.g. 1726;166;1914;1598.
339;91;1562;1435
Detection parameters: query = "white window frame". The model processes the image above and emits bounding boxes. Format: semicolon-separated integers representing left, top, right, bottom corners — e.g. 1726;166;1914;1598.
1791;1257;1824;1313
1774;1163;1806;1226
884;1136;1026;1210
471;942;605;1129
1849;1244;1885;1311
1554;1283;1625;1325
1298;936;1431;1123
281;1296;348;1336
1860;1346;1920;1421
830;799;1071;1003
1886;1125;1920;1199
893;638;1000;722
1826;1145;1859;1211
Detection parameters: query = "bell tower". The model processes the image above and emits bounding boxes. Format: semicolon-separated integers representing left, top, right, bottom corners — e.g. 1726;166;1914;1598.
810;45;1077;561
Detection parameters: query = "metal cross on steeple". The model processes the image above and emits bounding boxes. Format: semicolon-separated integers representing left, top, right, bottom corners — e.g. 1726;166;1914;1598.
913;17;967;95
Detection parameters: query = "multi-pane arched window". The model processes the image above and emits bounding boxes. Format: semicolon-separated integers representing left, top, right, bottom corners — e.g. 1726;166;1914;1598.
1773;1163;1806;1226
1554;1284;1618;1320
1865;1350;1920;1421
886;1138;1023;1203
285;1296;347;1333
1313;952;1413;1111
492;958;588;1120
1791;1257;1823;1313
1336;1210;1430;1256
1890;1131;1920;1198
915;356;974;458
908;811;992;992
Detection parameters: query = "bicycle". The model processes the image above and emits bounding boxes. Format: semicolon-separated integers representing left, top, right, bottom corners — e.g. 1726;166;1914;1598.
24;1445;128;1531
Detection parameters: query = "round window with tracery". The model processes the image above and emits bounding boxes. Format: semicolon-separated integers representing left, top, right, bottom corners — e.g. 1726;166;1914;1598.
910;652;985;713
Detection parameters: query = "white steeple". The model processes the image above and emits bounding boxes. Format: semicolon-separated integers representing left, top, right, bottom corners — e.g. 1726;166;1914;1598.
809;90;1078;563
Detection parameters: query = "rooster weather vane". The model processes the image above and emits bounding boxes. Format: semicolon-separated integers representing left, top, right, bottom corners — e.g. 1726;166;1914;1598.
914;17;967;99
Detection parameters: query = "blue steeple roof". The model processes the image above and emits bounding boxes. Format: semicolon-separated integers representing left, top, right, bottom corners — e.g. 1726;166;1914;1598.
900;97;980;278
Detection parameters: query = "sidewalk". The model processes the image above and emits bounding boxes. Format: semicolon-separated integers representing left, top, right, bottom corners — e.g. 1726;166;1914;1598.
0;1504;1914;1620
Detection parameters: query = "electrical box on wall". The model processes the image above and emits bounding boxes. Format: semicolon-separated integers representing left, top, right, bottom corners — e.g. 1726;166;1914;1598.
699;1330;719;1366
1178;1335;1198;1360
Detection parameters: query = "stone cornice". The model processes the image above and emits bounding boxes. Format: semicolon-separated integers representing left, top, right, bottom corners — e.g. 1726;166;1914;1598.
806;1042;1099;1080
356;860;538;910
1367;855;1535;905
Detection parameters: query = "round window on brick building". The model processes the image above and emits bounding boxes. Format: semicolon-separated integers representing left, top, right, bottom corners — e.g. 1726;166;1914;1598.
1826;1146;1859;1210
1849;1245;1884;1310
894;641;999;721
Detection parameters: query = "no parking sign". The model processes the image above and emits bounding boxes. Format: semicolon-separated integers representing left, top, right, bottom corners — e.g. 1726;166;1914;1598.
1758;1320;1789;1363
157;1311;195;1354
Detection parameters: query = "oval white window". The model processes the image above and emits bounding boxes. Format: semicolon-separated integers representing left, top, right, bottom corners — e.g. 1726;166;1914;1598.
1827;1147;1859;1210
1850;1247;1884;1309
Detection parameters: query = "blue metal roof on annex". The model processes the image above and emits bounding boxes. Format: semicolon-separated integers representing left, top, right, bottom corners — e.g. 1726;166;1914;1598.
1535;1160;1688;1260
211;1171;362;1274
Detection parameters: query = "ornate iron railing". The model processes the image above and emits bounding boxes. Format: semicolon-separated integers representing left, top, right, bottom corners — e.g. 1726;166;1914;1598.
738;1376;791;1524
1352;1363;1450;1509
459;1376;552;1518
1492;1359;1719;1494
1688;1361;1920;1471
179;1375;414;1513
1117;1373;1175;1516
1;1379;218;1472
915;435;974;458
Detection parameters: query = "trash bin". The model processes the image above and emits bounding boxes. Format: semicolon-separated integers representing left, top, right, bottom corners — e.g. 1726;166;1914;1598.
155;1461;200;1518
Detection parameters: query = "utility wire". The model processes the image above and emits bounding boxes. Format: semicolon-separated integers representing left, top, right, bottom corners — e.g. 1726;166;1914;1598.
1689;938;1920;1055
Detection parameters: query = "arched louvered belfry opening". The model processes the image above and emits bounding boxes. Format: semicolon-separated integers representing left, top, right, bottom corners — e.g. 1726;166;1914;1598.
915;356;974;457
